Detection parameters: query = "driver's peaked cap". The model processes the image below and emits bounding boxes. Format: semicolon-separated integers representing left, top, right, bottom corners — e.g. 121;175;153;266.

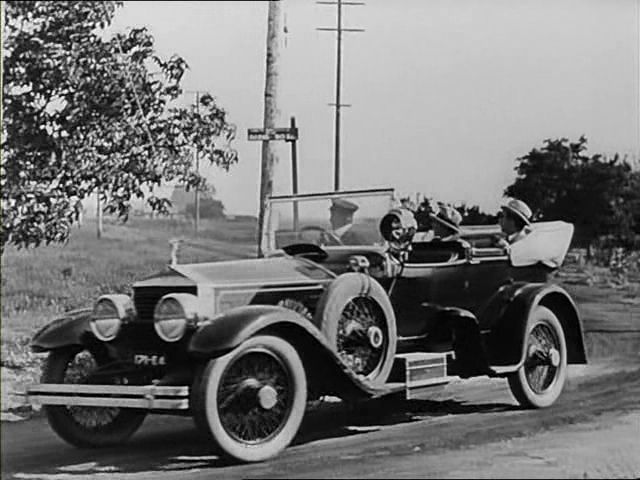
330;198;359;213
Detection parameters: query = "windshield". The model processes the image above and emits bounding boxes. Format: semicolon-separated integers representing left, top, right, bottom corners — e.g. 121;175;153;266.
264;189;395;252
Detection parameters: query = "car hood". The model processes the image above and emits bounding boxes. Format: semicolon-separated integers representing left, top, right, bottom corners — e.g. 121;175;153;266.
134;255;336;289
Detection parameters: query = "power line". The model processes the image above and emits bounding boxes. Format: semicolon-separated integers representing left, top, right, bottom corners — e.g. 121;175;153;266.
317;0;365;191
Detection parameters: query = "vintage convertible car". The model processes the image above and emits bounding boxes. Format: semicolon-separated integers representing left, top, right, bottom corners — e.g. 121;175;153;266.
26;188;586;463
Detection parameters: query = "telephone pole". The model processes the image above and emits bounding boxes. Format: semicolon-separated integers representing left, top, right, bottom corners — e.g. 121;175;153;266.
194;91;200;233
317;0;364;191
257;0;284;257
184;89;205;233
96;189;102;239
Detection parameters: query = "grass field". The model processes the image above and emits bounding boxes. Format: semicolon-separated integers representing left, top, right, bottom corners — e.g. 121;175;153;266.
0;216;258;417
1;217;638;419
1;216;257;335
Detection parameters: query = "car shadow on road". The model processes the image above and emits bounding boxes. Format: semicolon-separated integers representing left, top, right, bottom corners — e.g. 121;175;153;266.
293;395;519;446
5;398;519;477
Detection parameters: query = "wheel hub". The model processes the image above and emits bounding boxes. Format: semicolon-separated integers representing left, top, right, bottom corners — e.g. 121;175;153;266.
548;348;560;367
367;326;384;349
257;385;278;410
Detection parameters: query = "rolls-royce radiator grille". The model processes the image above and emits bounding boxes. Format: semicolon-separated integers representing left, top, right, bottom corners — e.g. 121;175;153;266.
133;286;197;321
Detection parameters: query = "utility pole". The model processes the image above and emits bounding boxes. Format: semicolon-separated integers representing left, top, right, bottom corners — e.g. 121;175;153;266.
317;0;364;191
257;0;284;257
184;89;205;233
194;91;200;233
290;116;299;230
96;189;102;239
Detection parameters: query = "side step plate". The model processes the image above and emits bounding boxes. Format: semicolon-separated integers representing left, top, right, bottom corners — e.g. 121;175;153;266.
391;352;456;400
26;384;190;410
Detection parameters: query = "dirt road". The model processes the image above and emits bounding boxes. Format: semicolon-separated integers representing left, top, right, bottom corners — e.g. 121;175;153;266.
2;359;639;479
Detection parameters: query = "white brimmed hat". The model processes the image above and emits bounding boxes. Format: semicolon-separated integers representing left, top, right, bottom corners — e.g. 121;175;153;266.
501;198;532;226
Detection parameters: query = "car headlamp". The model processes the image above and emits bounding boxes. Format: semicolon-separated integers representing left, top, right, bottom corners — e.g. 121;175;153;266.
90;294;134;341
153;293;200;342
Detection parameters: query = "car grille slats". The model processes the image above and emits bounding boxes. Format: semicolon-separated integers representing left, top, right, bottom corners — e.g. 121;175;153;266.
133;286;197;321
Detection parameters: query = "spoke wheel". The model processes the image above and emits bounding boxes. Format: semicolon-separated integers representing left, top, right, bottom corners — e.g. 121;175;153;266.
63;350;121;428
337;296;388;377
42;347;146;448
508;306;567;408
314;272;397;387
192;335;307;462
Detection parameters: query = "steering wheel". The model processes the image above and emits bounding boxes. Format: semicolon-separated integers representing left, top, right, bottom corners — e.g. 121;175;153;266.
299;225;343;246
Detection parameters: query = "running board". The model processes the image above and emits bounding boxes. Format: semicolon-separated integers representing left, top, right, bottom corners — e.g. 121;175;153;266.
390;352;456;400
26;384;189;410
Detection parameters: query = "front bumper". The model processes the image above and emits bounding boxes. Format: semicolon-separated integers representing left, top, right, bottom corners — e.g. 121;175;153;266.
26;384;190;410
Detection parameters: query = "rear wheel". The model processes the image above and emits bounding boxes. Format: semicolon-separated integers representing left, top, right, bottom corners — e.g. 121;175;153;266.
508;306;567;408
192;335;307;462
42;347;147;448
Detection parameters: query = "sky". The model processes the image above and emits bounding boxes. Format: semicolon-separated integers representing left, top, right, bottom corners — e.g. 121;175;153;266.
109;0;640;216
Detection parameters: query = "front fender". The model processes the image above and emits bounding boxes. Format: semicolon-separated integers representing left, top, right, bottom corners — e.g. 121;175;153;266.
31;308;93;353
483;283;587;367
188;305;395;399
188;305;329;357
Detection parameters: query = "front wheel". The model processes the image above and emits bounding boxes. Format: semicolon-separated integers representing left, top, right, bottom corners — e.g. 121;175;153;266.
42;347;147;448
508;306;568;408
192;335;307;462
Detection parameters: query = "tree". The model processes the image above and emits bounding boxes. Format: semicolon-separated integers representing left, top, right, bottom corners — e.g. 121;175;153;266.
453;203;499;225
186;197;225;220
505;136;639;253
1;1;238;251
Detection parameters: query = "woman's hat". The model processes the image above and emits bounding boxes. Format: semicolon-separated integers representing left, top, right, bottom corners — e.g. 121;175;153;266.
430;202;462;232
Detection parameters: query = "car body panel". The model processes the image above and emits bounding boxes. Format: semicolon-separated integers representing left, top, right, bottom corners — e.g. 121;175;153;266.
482;282;587;367
188;304;400;399
31;308;93;352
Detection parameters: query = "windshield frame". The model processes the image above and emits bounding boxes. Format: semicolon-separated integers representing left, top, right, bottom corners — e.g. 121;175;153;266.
263;188;395;254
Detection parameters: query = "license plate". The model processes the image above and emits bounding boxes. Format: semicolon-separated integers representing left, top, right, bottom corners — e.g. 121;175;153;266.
133;353;167;366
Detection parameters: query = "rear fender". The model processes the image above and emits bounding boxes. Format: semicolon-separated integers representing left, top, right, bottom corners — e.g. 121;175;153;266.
483;283;587;368
31;308;94;352
188;305;392;399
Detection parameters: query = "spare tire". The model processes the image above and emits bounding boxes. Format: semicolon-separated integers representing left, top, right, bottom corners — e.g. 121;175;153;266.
314;272;397;387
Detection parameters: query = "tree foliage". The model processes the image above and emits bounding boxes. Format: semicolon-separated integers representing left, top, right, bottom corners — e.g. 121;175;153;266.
185;197;226;220
412;197;498;230
2;1;238;250
453;203;499;225
505;136;639;249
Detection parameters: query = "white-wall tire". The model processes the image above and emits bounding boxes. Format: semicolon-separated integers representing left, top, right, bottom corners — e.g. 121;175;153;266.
314;272;397;387
192;335;307;462
508;306;568;408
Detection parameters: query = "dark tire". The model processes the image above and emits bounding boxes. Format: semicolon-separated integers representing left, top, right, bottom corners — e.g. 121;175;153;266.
192;335;307;462
42;347;147;448
508;306;568;408
314;272;397;387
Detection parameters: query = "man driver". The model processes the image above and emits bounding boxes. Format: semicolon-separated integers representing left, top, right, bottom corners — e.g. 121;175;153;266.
329;198;365;245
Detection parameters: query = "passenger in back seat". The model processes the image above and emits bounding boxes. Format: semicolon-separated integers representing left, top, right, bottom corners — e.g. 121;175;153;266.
430;202;463;242
495;198;533;249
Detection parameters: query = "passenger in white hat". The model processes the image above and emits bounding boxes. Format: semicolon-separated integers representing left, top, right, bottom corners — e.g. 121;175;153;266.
498;198;533;245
